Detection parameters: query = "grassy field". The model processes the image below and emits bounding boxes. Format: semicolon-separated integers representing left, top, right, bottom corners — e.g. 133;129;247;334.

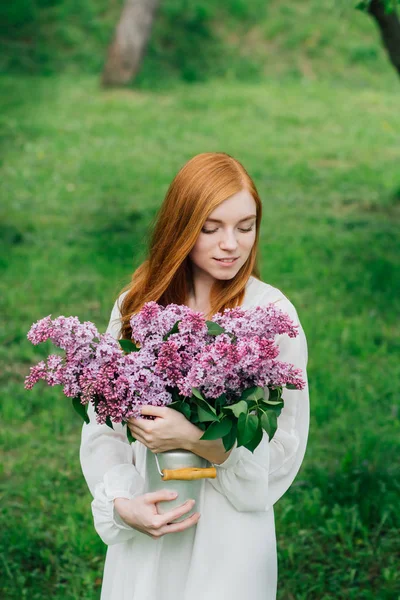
1;70;399;599
1;0;399;90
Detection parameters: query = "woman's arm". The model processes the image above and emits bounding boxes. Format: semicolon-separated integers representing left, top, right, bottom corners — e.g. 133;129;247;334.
186;435;235;465
206;295;310;512
80;293;146;545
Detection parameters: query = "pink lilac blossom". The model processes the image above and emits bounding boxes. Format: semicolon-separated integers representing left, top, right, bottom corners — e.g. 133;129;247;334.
211;304;299;339
25;301;305;426
27;315;100;350
185;333;304;401
130;302;195;345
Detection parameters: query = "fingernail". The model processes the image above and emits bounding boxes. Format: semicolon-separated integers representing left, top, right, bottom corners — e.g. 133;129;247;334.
169;492;178;498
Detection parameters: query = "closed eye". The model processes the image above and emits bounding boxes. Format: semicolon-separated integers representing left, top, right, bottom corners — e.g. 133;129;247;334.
201;226;254;234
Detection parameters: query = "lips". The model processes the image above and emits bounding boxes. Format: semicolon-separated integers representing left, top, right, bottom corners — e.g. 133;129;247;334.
213;257;239;263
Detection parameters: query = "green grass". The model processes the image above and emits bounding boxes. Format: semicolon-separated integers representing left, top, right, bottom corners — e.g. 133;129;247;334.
1;0;399;89
0;72;399;599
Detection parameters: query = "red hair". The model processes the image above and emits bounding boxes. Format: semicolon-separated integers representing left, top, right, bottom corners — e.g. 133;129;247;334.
118;152;262;339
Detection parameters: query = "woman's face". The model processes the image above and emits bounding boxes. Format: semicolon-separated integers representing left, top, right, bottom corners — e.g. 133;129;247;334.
188;188;257;282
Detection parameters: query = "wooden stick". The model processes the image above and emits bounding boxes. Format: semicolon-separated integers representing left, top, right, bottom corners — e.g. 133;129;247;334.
162;467;217;481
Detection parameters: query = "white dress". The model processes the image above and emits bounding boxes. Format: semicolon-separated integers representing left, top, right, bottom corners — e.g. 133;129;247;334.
80;275;310;600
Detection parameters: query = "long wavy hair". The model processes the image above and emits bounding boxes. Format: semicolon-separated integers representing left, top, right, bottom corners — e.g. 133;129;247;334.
118;152;262;340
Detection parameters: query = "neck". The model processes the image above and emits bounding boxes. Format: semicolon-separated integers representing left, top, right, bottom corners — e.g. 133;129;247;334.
188;265;216;314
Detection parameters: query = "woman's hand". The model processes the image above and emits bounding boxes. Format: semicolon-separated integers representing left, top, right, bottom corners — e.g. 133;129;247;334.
114;491;201;539
127;405;203;453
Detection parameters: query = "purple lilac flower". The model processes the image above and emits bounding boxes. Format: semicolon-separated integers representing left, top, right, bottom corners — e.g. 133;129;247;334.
130;302;195;345
211;304;299;339
25;300;305;427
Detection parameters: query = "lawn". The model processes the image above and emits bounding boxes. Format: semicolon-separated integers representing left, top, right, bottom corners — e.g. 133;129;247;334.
0;73;399;599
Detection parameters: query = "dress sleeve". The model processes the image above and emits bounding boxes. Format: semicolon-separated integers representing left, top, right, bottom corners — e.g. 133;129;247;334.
79;293;146;545
208;295;310;512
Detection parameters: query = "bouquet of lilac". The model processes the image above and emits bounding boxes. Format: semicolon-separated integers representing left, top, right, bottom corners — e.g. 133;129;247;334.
24;301;305;453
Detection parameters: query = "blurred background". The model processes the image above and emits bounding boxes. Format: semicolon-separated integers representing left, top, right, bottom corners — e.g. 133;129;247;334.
1;0;399;598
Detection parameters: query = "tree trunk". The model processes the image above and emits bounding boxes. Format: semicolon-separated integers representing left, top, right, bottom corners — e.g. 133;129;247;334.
367;0;400;77
102;0;161;87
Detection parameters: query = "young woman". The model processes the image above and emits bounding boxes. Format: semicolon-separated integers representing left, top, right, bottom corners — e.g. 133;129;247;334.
80;152;310;600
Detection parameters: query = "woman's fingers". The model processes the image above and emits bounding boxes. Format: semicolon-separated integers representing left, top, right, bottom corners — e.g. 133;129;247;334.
149;499;200;537
128;417;152;433
144;489;179;504
114;493;201;539
127;422;139;434
162;511;201;535
157;498;197;526
127;424;146;445
140;405;167;418
127;421;145;435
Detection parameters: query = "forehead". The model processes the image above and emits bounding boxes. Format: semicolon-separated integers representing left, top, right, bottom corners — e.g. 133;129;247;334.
206;190;257;222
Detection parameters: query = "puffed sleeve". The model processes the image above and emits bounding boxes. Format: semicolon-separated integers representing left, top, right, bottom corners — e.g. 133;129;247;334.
79;292;146;545
208;295;309;512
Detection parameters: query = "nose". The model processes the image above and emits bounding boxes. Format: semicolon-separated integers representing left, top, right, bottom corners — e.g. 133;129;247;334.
219;228;238;251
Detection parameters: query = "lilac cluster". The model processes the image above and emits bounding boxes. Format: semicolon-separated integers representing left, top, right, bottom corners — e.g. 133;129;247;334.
186;303;306;399
25;315;124;409
24;312;179;423
25;301;305;425
130;302;208;352
210;304;300;338
157;304;305;400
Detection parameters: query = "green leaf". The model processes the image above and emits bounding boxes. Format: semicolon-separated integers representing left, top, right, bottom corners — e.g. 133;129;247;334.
167;400;180;409
214;393;227;411
286;383;298;390
119;339;140;353
265;406;283;419
191;387;205;401
237;412;259;447
205;321;226;336
191;393;218;422
126;426;137;444
240;386;265;403
191;413;199;424
200;418;232;441
72;397;90;424
222;399;248;418
267;387;281;402
222;422;238;452
244;419;264;453
260;397;284;410
105;416;114;430
163;320;181;341
169;400;191;420
260;410;278;440
197;402;219;423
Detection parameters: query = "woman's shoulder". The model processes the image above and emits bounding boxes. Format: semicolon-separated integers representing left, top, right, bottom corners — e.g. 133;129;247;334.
246;276;300;323
107;290;129;331
116;289;129;311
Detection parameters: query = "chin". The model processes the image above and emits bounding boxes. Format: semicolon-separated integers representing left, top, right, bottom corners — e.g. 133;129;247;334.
210;268;240;281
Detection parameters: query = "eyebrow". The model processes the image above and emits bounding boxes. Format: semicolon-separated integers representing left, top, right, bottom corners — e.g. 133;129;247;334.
205;214;257;223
